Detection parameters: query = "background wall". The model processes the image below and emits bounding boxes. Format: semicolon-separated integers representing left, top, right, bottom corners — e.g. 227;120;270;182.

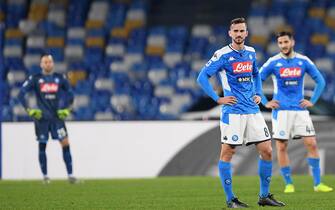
2;121;217;179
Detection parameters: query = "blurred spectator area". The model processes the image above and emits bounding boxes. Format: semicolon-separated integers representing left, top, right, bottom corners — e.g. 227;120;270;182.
1;0;335;121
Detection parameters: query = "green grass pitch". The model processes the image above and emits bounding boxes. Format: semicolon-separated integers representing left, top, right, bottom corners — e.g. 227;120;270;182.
0;175;334;209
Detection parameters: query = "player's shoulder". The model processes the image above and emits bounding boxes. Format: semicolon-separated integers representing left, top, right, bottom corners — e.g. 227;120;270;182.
53;72;64;77
28;73;42;80
244;45;256;53
213;45;233;59
295;53;314;64
53;72;67;80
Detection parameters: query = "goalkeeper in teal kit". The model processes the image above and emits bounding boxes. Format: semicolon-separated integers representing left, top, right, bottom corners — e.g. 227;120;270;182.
197;18;284;208
18;54;78;184
259;31;332;193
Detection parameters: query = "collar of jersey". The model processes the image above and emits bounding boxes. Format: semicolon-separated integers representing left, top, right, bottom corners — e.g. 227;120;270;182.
280;51;296;59
229;44;245;53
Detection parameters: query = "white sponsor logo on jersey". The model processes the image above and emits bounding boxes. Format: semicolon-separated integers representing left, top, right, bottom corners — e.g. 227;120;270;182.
280;67;301;78
40;83;59;93
232;61;253;73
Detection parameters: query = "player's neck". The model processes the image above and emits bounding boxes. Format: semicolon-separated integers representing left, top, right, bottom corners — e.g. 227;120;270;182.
280;51;295;59
230;42;244;51
43;70;53;75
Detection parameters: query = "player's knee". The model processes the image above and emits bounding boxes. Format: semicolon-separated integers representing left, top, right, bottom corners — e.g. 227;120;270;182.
220;147;235;161
261;147;272;160
306;142;318;152
278;145;287;153
276;141;288;153
60;137;69;147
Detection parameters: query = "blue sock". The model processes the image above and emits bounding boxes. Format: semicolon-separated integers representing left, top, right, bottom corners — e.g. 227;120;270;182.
62;146;73;175
258;159;272;198
280;166;293;185
38;143;47;176
307;158;321;186
218;160;235;202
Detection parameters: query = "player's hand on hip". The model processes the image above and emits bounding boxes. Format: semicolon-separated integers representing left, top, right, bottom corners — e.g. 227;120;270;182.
300;99;313;108
27;108;42;120
217;96;237;105
57;109;71;120
265;100;280;109
253;95;261;105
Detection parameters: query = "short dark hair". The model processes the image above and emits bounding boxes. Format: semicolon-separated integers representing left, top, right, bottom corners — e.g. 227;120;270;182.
276;31;293;39
230;17;246;26
40;53;53;60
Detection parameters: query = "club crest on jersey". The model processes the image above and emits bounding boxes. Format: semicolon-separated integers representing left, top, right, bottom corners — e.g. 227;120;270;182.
40;83;59;93
280;67;301;78
232;61;252;73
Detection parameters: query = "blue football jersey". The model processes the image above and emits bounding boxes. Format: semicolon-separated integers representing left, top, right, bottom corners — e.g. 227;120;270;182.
259;53;325;111
18;73;74;120
197;44;262;114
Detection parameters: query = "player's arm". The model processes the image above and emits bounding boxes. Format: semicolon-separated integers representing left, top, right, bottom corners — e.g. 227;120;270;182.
197;54;237;105
251;55;263;105
258;59;279;109
18;75;42;119
303;58;326;107
18;76;34;109
57;74;74;120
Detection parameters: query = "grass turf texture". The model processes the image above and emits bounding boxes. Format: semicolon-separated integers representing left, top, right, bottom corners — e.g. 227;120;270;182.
0;175;334;210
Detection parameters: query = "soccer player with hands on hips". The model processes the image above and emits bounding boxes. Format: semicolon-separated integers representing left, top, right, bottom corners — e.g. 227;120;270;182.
18;54;78;184
197;17;285;208
259;31;333;193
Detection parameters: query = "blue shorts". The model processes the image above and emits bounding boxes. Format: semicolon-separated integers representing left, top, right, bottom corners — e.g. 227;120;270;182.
34;119;68;142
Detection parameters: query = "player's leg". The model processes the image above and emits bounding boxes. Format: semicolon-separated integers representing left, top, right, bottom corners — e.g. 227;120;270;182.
38;142;48;181
255;140;272;198
294;111;332;192
34;120;50;183
256;141;285;207
219;144;236;202
51;121;77;183
59;137;73;176
303;136;333;192
247;113;284;207
272;110;294;192
276;140;294;192
219;114;248;208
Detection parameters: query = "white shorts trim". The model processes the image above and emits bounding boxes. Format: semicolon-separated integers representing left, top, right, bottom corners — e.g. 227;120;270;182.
272;110;315;140
220;113;271;145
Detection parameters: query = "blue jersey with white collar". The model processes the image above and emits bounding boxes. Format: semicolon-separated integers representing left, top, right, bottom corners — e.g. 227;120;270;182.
259;53;325;111
197;44;262;114
18;73;74;120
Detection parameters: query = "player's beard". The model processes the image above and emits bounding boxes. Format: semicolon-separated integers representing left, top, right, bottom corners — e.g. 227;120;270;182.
233;36;245;45
281;47;293;57
43;67;53;74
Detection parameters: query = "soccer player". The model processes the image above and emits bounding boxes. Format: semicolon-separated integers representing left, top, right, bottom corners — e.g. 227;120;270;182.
259;31;333;193
18;54;78;184
197;18;285;208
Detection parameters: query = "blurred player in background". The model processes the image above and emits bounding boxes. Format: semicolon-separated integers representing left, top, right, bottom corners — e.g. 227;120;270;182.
259;31;333;193
197;18;285;208
18;54;78;184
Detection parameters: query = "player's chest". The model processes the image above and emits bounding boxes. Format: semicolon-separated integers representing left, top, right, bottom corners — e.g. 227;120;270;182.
36;77;61;94
224;54;254;76
273;62;305;80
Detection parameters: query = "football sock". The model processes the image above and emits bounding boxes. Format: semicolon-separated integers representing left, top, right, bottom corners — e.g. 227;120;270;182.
218;160;235;202
62;145;73;175
280;166;293;185
307;157;321;186
38;143;47;176
258;159;272;198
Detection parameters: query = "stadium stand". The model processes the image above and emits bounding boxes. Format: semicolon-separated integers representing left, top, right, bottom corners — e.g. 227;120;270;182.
1;0;335;121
